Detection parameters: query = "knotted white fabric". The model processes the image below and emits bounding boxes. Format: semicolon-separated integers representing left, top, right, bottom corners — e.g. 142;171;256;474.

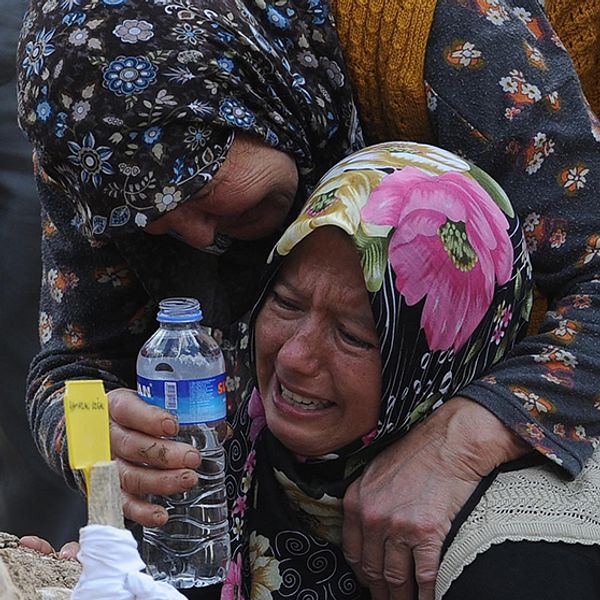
71;525;186;600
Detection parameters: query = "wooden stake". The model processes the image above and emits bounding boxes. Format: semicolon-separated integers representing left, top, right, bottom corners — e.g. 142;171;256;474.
87;460;124;529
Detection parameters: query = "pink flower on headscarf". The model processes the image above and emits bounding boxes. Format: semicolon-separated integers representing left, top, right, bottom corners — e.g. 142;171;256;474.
248;388;267;442
221;552;245;600
244;449;257;476
361;167;513;352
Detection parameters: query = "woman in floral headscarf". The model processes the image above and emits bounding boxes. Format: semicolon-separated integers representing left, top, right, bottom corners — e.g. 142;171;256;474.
223;142;600;600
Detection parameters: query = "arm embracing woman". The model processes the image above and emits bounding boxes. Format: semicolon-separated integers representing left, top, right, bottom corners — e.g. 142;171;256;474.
338;1;600;598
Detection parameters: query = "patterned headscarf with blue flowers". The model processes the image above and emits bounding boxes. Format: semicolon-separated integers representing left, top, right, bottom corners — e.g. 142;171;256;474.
17;0;361;240
225;143;533;599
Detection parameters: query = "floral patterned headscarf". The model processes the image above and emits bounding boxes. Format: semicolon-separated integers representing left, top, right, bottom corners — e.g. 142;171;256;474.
17;0;361;241
224;142;533;599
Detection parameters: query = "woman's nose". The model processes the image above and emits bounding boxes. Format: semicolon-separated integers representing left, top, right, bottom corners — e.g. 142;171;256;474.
277;320;322;378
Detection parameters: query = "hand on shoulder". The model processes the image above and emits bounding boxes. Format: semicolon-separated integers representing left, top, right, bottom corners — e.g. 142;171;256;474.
342;396;529;600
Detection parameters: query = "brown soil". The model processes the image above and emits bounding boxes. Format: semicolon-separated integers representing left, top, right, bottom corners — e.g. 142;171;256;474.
0;532;80;600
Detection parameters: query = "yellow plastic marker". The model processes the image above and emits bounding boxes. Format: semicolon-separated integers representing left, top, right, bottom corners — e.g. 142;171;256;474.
64;380;111;492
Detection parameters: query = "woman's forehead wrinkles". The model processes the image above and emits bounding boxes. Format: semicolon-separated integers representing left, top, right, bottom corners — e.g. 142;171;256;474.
275;272;373;327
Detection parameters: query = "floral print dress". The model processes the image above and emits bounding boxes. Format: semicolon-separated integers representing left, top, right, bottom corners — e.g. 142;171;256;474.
17;0;361;491
15;0;600;500
424;0;600;477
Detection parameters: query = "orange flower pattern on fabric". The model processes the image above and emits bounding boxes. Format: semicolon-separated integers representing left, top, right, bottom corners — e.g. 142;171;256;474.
42;218;58;238
511;386;555;418
47;268;79;303
425;0;600;476
39;311;53;345
579;234;600;267
499;70;542;110
558;164;590;196
522;211;567;255
444;40;485;69
533;345;577;388
523;40;546;70
523;132;555;174
474;0;510;25
94;265;131;288
62;323;85;350
549;318;581;344
544;91;561;112
573;295;592;310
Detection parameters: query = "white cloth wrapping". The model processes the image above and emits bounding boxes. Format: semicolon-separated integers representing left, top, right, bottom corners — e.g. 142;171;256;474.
71;525;186;600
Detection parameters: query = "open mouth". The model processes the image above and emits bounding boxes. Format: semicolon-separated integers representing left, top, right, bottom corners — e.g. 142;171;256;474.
280;384;334;411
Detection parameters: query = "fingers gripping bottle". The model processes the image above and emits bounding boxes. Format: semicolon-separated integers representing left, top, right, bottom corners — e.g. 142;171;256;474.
136;297;230;589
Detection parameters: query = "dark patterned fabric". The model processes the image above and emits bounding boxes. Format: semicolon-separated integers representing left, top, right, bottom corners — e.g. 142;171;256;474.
14;0;600;522
17;0;361;239
16;0;361;489
224;142;531;599
425;0;600;477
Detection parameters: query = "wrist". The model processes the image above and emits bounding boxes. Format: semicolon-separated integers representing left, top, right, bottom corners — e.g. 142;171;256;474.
436;396;530;477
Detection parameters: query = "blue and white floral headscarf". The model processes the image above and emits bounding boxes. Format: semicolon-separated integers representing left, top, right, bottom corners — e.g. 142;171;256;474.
17;0;361;240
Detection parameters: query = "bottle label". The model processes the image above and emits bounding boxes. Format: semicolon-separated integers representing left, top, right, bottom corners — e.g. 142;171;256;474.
137;374;227;424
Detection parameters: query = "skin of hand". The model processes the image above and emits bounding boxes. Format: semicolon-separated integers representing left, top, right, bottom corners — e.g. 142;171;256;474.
21;386;187;553
20;394;189;552
20;536;80;560
19;389;215;555
107;388;203;527
19;391;196;550
342;396;530;600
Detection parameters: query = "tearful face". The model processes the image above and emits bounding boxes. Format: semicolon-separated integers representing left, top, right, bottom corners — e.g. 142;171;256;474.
255;227;382;457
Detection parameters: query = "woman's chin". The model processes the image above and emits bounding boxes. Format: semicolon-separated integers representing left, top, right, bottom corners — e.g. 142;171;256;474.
271;430;334;459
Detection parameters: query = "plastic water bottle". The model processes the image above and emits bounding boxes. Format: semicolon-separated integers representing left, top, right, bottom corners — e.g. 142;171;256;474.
136;297;230;589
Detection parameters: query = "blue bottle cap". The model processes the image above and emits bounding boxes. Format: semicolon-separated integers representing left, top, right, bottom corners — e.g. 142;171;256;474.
156;297;203;323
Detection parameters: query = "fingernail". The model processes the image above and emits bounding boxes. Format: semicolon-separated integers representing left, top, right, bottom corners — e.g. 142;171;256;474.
184;450;201;469
181;471;198;489
153;509;168;527
161;418;177;436
59;549;73;560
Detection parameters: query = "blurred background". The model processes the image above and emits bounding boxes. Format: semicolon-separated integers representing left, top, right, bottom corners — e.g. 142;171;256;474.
0;0;85;546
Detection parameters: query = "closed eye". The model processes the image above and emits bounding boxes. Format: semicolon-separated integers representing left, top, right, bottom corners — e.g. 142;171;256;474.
339;327;376;350
271;290;301;312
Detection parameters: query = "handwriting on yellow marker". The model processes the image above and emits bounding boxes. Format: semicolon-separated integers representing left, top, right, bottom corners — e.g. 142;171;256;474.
64;380;111;489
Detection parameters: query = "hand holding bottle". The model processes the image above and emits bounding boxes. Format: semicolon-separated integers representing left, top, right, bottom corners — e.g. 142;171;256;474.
107;388;201;528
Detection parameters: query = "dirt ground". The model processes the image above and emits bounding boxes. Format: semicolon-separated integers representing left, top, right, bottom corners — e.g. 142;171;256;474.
0;532;80;600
